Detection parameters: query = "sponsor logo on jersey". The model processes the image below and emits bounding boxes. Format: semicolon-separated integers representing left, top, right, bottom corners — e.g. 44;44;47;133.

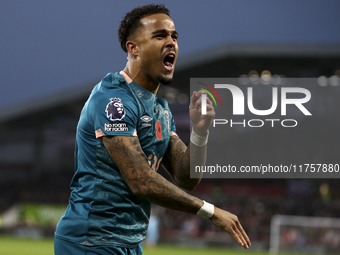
105;98;125;121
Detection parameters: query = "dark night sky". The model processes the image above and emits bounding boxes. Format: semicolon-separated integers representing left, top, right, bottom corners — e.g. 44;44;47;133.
1;0;340;115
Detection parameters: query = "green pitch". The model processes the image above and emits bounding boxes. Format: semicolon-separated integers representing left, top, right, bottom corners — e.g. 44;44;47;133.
0;237;54;255
0;236;301;255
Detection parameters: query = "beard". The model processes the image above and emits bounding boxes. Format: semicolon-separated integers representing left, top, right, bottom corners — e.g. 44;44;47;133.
158;75;173;85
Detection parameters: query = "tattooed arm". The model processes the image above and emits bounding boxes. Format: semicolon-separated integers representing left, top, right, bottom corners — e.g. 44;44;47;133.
161;136;207;190
162;90;215;190
102;135;202;214
102;135;251;249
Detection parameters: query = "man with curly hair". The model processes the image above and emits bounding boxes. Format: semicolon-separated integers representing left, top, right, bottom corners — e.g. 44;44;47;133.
54;4;250;254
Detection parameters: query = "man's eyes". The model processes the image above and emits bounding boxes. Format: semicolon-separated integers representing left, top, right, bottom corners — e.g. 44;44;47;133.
154;34;178;40
155;34;166;38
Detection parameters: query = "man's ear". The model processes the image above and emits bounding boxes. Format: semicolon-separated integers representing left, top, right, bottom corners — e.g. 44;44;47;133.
126;41;139;57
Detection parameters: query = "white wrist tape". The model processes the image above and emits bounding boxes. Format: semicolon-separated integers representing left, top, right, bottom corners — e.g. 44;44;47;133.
190;129;209;147
197;200;215;219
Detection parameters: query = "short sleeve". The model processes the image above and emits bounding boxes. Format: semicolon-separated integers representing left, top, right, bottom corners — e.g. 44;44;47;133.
89;89;139;139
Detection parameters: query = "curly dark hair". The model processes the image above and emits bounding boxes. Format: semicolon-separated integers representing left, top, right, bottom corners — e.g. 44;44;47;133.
118;4;170;53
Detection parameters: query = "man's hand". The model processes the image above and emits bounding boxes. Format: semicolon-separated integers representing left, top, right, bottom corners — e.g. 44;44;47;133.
210;207;251;249
189;90;215;136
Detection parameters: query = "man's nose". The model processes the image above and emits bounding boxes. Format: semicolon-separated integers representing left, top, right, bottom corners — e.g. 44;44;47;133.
165;36;176;48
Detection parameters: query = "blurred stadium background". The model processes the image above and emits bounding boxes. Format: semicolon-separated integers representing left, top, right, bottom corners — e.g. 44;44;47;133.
1;1;340;254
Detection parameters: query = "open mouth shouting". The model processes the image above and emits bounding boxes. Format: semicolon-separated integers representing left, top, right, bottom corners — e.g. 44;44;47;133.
162;52;176;71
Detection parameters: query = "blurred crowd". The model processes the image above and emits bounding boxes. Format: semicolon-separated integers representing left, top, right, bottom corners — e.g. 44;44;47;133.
148;178;340;248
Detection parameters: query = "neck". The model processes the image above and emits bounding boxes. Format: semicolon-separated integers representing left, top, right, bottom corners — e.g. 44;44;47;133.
123;61;159;95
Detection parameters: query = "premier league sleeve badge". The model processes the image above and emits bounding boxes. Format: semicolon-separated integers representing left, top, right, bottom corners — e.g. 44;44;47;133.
105;97;126;121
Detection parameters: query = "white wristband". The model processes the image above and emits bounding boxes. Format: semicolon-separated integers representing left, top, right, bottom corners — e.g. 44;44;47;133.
197;200;215;219
190;129;209;147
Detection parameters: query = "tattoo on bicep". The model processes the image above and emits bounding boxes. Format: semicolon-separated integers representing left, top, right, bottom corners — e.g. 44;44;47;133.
103;137;147;191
